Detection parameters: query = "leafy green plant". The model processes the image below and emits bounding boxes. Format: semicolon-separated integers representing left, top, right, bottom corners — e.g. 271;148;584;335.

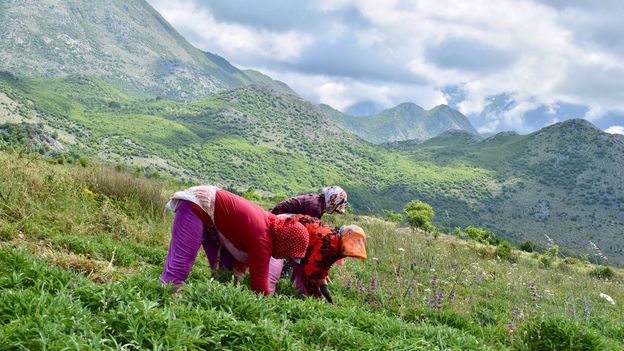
404;200;435;232
519;240;536;253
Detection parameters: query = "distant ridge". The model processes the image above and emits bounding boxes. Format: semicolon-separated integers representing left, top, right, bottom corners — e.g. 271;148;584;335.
322;102;479;144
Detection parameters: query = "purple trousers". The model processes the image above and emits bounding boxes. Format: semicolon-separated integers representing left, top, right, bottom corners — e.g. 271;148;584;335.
160;200;236;285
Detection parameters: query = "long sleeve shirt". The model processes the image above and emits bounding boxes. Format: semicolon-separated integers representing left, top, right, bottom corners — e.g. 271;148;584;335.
292;216;342;296
270;193;325;219
214;190;275;295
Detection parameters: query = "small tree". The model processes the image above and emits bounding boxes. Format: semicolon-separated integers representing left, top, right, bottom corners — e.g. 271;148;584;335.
404;200;435;232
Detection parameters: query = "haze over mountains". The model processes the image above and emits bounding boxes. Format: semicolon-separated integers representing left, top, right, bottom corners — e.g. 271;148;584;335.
0;0;623;264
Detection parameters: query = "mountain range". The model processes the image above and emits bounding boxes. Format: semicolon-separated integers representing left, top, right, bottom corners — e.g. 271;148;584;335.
323;102;479;144
0;0;622;264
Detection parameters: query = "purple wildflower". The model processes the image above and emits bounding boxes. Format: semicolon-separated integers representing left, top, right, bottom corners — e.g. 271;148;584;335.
407;285;414;299
584;301;591;323
528;282;538;302
449;289;456;305
345;278;351;291
359;282;367;295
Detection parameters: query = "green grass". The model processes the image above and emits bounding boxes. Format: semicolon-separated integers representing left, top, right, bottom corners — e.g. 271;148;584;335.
0;151;622;350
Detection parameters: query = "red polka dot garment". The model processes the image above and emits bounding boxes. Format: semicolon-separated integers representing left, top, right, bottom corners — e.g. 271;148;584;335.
271;216;309;259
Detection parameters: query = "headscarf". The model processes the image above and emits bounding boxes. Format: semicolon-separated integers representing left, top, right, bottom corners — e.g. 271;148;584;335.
322;185;348;214
338;225;367;260
270;215;309;259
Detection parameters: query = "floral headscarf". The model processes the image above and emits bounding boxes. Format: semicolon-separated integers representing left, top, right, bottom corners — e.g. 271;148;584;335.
322;186;348;214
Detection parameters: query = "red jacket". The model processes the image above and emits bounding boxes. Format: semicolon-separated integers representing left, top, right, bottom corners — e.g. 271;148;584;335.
214;190;274;295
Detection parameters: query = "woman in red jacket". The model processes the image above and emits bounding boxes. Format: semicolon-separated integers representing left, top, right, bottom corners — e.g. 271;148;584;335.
160;185;309;295
268;215;367;303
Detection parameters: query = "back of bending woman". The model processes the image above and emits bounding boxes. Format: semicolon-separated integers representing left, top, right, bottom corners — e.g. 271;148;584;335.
161;185;310;295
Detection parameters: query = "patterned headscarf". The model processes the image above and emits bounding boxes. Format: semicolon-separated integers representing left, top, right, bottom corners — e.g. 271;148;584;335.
322;186;348;214
270;215;310;259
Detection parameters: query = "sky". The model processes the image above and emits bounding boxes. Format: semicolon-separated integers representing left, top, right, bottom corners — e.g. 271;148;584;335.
146;0;624;135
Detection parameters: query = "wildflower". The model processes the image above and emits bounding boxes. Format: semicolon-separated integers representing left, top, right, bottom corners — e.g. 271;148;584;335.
398;247;405;252
449;289;456;305
584;301;591;322
430;275;437;289
407;285;414;299
508;321;516;333
528;282;538;302
430;291;444;310
368;277;377;302
395;265;401;284
345;278;351;291
511;306;525;322
599;293;616;305
372;257;379;261
358;282;367;294
369;277;377;293
83;187;95;199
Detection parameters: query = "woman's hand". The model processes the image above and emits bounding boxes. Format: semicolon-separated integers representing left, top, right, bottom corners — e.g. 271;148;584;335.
320;284;333;304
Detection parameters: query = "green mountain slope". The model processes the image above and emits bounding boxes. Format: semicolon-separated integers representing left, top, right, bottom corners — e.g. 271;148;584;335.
0;0;291;100
1;73;623;263
323;102;479;144
391;120;624;262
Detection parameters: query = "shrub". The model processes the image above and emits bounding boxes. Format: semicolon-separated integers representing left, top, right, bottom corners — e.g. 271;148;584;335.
589;266;617;280
520;240;536;253
563;257;580;265
383;210;404;223
78;156;88;167
404;200;435;232
464;226;498;245
539;255;553;268
494;241;516;262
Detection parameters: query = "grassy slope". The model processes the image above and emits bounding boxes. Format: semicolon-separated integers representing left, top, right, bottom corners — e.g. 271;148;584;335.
1;74;623;265
0;151;622;350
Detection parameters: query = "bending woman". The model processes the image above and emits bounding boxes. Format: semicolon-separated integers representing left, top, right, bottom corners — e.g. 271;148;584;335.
271;185;348;219
268;215;367;303
160;185;309;295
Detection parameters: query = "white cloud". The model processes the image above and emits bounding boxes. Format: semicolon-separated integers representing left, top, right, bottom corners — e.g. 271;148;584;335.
148;0;624;132
605;126;624;135
147;0;312;62
255;68;445;111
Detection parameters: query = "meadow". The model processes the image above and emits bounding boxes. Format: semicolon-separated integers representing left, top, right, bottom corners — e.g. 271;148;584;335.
0;150;622;350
